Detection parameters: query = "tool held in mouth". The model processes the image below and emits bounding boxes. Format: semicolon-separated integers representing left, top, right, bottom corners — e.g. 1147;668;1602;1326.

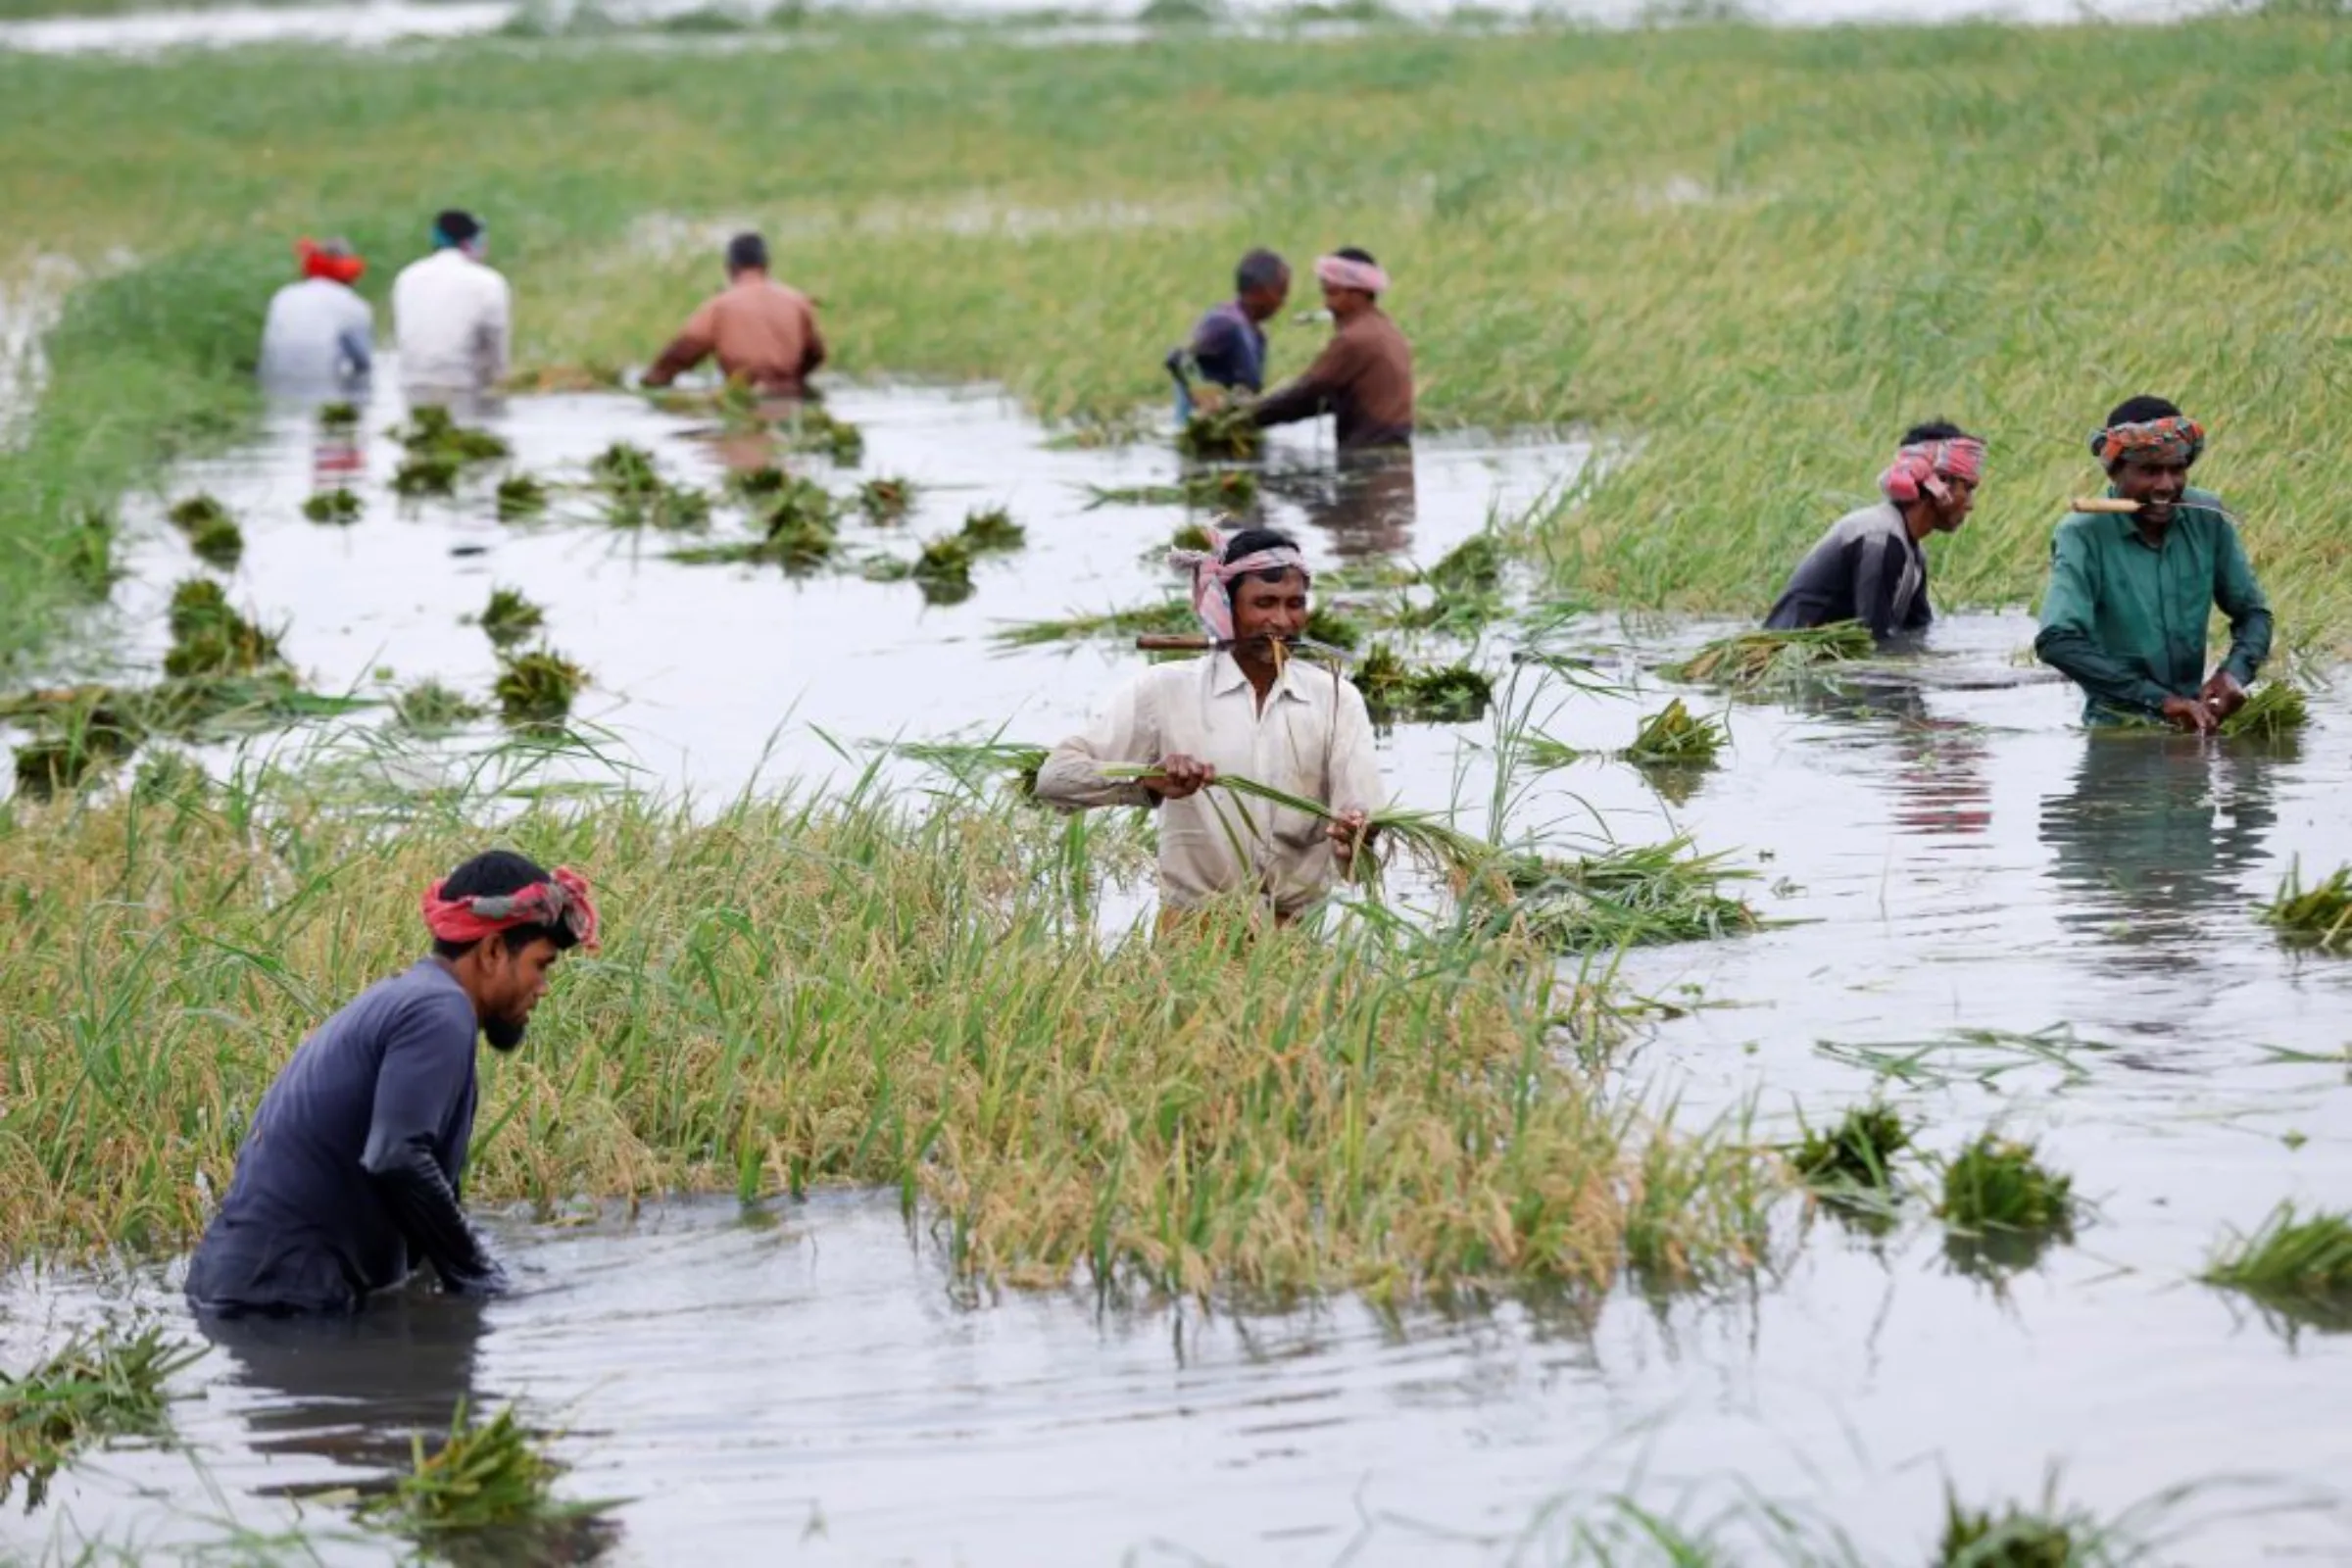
1136;633;1355;663
2071;496;2142;514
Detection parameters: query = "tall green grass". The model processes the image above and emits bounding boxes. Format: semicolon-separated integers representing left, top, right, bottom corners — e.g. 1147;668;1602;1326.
0;769;1776;1302
6;21;2352;652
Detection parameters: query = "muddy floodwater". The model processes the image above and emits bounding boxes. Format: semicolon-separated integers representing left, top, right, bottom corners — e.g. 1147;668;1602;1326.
3;376;2350;1563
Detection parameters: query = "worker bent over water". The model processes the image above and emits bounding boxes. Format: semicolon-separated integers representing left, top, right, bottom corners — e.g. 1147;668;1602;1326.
641;230;828;400
1245;250;1414;455
1765;421;1984;642
1164;248;1290;419
1035;527;1383;928
184;853;599;1316
2034;396;2273;732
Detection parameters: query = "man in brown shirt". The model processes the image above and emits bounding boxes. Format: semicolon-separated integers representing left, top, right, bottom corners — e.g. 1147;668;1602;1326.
1247;248;1413;453
642;232;827;398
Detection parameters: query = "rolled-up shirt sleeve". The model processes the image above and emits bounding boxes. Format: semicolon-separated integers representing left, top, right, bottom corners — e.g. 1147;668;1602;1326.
1034;675;1162;810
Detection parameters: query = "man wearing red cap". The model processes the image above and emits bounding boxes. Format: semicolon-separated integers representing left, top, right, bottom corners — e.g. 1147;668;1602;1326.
258;237;374;394
185;851;599;1316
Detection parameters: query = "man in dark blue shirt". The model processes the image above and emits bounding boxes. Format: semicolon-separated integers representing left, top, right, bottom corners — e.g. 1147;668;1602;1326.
185;851;600;1316
1165;248;1290;416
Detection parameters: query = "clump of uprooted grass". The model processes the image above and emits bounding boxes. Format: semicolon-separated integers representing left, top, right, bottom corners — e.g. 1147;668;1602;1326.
496;474;550;520
2201;1203;2352;1334
476;586;546;648
1666;622;1876;693
1351;642;1494;723
167;494;243;569
301;487;363;524
958;505;1025;555
779;408;863;466
1788;1102;1912;1194
588;441;708;529
317;401;360;430
391;678;486;735
672;479;839;569
1620;698;1724;768
494;648;587;728
165;578;280;677
1177;407;1262;461
908;534;976;604
397;404;510;465
392;453;460;498
0;770;1782;1301
356;1401;609;1548
12;697;141;799
2218;681;2308;740
1938;1132;2076;1273
1936;1479;2117;1568
1088;470;1258;510
857;475;914;524
1;1321;202;1509
2257;861;2352;952
1494;840;1761;952
996;599;1196;647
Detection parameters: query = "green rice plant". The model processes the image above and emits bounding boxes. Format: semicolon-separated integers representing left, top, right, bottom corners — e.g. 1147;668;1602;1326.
496;473;550;520
1936;1489;2090;1567
166;576;230;641
613;482;712;531
14;723;138;800
1667;623;1877;692
894;739;1050;797
1426;531;1503;597
130;748;207;805
0;1321;202;1509
1937;1132;2076;1265
317;401;360;429
857;475;915;524
1094;470;1261;510
301;487;363;524
1521;733;1582;770
727;463;791;500
1350;642;1494;724
391;679;488;735
165;494;231;535
1169;520;1216;554
168;495;243;568
2257;861;2352;952
62;507;119;600
911;534;976;603
1101;763;1497;892
587;441;662;502
784;408;864;466
1497;840;1761;951
1303;606;1363;650
662;477;844;569
392;453;461;498
958;505;1026;555
1788;1102;1912;1193
494;648;588;729
477;586;547;648
355;1401;603;1539
2219;681;2308;740
1176;407;1262;461
164;583;280;677
396;404;510;464
1622;698;1725;767
2201;1203;2352;1333
996;600;1196;647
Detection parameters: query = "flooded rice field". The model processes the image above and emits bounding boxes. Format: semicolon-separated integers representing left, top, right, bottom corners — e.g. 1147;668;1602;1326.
4;375;2350;1563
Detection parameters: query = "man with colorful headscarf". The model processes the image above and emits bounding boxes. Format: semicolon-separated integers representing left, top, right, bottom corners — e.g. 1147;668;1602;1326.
258;237;374;394
391;209;512;398
1246;247;1414;455
185;851;599;1316
1035;526;1383;927
1765;420;1984;642
2035;395;2273;732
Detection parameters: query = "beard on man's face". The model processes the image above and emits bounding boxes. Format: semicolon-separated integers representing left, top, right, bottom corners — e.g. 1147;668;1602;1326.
484;1013;530;1054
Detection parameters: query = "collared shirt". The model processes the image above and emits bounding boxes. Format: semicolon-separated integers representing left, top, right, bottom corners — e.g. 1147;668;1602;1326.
1763;501;1931;641
390;249;512;394
1250;308;1414;451
1184;300;1268;392
1034;653;1385;915
2034;487;2273;723
644;275;828;396
258;277;373;392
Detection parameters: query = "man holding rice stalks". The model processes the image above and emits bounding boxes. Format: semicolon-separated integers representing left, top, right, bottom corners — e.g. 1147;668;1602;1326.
2034;396;2273;732
1034;527;1382;928
1244;249;1414;455
1764;420;1984;642
185;853;598;1316
1164;248;1290;419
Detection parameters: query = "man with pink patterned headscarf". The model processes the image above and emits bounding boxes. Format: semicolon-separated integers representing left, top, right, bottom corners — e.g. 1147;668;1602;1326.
1764;419;1985;643
1247;246;1415;455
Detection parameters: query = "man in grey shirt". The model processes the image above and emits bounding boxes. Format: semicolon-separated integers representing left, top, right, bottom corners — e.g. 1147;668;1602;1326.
1765;420;1985;642
185;852;599;1316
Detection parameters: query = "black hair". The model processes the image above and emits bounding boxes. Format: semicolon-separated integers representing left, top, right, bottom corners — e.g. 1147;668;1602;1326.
434;209;482;246
725;231;770;273
2104;394;2181;428
1334;245;1378;267
1901;419;1973;445
1221;527;1306;591
429;849;578;960
1235;248;1289;296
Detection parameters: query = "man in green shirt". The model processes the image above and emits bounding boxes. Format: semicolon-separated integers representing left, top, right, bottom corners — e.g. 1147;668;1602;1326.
2034;396;2273;732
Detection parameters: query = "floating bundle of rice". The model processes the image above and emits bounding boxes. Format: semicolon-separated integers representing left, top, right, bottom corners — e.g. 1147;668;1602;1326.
1667;621;1876;691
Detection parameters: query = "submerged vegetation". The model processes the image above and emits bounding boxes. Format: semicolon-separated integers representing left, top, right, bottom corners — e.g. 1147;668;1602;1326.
1350;643;1494;723
2201;1204;2352;1333
477;586;548;648
1667;623;1876;692
1;1322;202;1509
2256;862;2352;952
301;486;364;524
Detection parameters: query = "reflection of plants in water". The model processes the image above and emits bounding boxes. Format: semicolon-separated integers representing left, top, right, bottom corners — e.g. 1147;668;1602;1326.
495;649;587;728
0;1320;202;1510
2258;860;2352;952
2202;1202;2352;1337
302;487;363;524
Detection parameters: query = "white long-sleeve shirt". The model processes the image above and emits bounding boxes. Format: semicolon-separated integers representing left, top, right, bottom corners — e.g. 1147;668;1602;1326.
258;277;373;391
390;249;511;394
1035;653;1385;916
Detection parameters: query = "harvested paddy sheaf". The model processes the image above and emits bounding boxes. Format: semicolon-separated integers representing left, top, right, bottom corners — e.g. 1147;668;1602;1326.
495;648;588;728
1350;643;1494;724
0;777;1779;1299
0;1321;201;1509
1088;470;1258;511
1936;1490;2093;1567
2201;1203;2352;1334
783;408;866;467
1495;840;1762;953
857;474;915;524
397;404;510;466
476;586;547;648
2218;681;2309;740
167;493;243;569
301;487;363;524
957;505;1026;555
391;678;487;735
2256;862;2352;952
1938;1133;2077;1274
1621;698;1725;768
391;453;460;498
1666;623;1876;693
496;473;550;520
1788;1102;1913;1194
589;441;710;529
1176;409;1262;462
908;534;977;603
357;1401;611;1551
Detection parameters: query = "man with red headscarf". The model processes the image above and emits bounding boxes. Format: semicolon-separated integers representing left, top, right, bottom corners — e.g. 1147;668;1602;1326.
258;237;374;394
185;851;599;1316
1764;419;1985;642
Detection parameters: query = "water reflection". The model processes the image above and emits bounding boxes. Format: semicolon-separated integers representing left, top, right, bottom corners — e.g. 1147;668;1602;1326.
1263;450;1416;559
1789;675;1993;839
2039;735;2281;957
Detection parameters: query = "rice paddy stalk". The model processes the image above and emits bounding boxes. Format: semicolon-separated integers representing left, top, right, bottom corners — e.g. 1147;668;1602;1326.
496;474;550;520
1496;840;1762;952
477;587;547;648
1937;1132;2076;1255
2257;861;2352;952
396;404;510;465
2201;1202;2352;1332
2218;681;2309;740
63;507;120;601
857;475;915;524
1350;643;1495;724
995;600;1197;647
168;495;243;569
494;648;588;729
1788;1102;1912;1192
391;680;487;735
391;454;461;498
163;580;281;678
1176;408;1262;462
0;1321;203;1509
1667;623;1876;693
958;505;1026;555
587;442;661;503
893;739;1050;797
911;535;977;604
1621;698;1725;767
355;1401;602;1539
301;488;364;524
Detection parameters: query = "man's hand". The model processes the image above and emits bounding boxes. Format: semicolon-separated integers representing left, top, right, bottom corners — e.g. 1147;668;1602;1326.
2200;671;2248;721
1143;753;1216;801
1326;808;1374;859
2161;695;2218;735
1193;386;1226;415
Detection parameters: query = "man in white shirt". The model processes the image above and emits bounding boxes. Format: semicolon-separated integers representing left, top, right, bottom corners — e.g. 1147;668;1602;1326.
258;237;373;395
391;210;512;398
1035;527;1382;929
